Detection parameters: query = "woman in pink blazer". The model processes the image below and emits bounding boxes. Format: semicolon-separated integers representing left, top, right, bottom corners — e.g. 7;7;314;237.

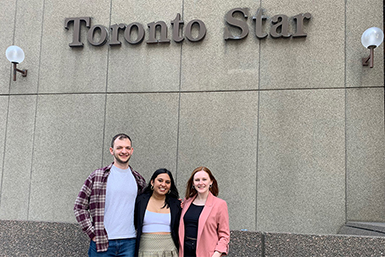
179;166;230;257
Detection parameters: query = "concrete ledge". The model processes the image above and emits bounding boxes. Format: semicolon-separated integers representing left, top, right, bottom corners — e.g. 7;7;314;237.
338;221;385;236
1;220;385;256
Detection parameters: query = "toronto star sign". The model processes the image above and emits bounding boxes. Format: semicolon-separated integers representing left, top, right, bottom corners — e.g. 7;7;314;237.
65;8;311;47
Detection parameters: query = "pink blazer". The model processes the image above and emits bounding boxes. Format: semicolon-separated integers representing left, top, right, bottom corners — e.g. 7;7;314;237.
178;192;230;257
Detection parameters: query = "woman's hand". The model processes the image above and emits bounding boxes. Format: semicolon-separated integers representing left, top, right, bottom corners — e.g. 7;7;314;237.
179;198;184;208
212;251;222;257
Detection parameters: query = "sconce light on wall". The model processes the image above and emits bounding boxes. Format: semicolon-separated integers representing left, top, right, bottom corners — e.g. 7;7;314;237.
361;27;384;68
5;45;27;81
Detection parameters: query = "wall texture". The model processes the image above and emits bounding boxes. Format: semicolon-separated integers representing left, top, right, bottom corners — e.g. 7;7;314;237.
0;0;384;235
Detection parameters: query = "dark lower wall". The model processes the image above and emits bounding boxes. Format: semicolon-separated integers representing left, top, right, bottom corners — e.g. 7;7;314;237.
263;232;385;257
0;220;88;256
1;220;385;257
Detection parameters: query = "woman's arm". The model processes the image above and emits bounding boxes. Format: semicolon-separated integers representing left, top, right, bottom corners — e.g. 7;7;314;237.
214;200;230;255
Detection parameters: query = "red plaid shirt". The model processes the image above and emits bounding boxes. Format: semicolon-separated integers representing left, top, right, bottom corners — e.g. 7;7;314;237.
74;163;146;252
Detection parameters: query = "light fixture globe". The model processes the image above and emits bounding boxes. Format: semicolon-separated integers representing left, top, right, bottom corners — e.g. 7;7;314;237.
5;45;25;64
361;27;384;48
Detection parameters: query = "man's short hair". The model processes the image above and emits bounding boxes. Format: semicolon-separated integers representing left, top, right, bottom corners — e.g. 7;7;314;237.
111;133;132;148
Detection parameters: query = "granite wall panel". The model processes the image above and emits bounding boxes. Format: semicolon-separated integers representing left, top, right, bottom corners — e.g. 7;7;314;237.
346;88;385;221
0;96;9;208
181;0;260;91
260;0;345;90
257;89;346;234
0;95;37;220
346;0;384;88
177;91;258;230
38;0;111;93
9;0;44;94
107;0;183;92
103;93;179;182
0;0;16;94
28;94;105;222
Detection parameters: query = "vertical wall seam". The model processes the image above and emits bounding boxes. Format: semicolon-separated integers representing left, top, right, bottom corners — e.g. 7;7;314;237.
12;0;17;43
344;0;348;224
0;0;18;211
36;0;45;95
255;0;262;232
175;0;185;184
101;0;114;166
27;0;46;220
0;100;10;212
27;95;39;221
261;232;266;257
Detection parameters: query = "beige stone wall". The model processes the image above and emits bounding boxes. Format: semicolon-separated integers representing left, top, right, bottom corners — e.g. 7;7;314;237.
0;0;384;234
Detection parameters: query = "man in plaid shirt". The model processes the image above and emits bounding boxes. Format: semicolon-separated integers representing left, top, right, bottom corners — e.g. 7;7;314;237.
74;133;146;256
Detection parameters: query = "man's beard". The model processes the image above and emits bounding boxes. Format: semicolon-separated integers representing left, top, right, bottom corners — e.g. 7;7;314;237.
115;154;130;164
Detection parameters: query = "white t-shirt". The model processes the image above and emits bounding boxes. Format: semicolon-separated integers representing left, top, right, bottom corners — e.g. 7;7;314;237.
104;165;138;239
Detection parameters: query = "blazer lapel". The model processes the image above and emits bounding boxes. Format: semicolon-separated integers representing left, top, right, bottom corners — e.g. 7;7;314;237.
179;196;195;253
170;198;178;228
197;192;214;241
139;195;150;225
181;195;195;217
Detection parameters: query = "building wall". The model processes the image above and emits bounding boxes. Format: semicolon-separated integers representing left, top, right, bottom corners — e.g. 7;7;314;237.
0;0;384;235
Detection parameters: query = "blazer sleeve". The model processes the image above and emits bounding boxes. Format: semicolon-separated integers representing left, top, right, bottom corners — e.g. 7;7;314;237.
134;194;146;230
172;198;182;231
214;200;230;255
134;197;139;230
170;198;182;249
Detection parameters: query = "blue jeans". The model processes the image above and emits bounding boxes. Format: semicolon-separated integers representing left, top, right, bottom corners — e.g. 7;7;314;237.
88;238;136;257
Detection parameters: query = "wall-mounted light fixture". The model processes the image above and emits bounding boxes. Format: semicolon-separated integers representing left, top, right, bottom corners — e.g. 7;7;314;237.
5;45;27;81
361;27;384;68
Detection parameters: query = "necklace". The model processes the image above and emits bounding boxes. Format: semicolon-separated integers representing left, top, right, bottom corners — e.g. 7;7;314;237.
148;196;169;213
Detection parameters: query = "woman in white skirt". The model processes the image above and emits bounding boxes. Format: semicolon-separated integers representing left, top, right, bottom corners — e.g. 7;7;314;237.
134;168;181;257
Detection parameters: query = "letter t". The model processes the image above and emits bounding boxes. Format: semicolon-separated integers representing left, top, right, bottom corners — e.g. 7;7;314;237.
65;17;91;47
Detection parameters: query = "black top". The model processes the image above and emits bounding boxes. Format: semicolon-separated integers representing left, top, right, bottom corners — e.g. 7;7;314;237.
134;193;182;257
184;203;204;239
